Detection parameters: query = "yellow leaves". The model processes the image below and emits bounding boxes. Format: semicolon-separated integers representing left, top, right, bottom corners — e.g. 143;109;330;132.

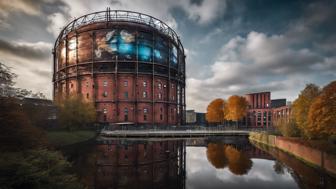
292;83;320;138
205;95;248;123
206;98;225;123
225;95;248;121
307;81;336;138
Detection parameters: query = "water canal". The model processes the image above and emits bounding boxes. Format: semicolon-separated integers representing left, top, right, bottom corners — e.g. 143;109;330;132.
62;136;336;189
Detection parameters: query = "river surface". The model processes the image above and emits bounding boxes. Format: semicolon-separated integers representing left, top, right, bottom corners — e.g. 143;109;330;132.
62;136;336;189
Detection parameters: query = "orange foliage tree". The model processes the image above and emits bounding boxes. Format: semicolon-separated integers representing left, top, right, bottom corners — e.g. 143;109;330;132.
292;83;320;138
307;81;336;139
225;95;248;126
206;98;226;124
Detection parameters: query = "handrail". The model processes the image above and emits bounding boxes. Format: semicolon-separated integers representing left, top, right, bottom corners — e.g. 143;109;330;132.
54;9;184;52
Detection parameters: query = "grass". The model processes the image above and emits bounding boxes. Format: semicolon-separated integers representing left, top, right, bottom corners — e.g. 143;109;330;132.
47;130;96;147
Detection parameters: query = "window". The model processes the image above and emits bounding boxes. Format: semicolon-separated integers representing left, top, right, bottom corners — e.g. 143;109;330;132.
144;108;148;114
143;91;147;98
86;81;89;87
124;92;128;99
160;114;163;120
144;114;147;121
124;80;128;87
70;83;73;88
86;93;89;99
158;83;162;89
103;80;108;87
103;91;108;97
171;84;174;89
160;107;163;112
158;93;162;99
143;81;147;87
103;108;107;114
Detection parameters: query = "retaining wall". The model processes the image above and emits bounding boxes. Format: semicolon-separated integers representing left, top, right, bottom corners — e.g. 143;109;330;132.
249;132;336;176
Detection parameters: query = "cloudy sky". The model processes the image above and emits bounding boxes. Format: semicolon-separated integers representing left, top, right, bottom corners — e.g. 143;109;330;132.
0;0;335;112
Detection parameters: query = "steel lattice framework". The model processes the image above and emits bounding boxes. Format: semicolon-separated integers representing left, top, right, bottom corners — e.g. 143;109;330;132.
55;9;183;52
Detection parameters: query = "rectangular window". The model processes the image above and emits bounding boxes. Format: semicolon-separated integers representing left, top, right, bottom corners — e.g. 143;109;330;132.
160;114;163;120
143;91;147;98
124;80;128;87
144;114;147;121
103;80;108;87
158;83;162;89
158;93;162;99
143;81;147;87
144;108;148;114
103;91;108;97
124;92;128;99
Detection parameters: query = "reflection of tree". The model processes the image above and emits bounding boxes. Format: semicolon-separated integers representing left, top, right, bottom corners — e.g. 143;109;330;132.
206;143;228;169
206;143;252;175
273;160;285;175
225;146;252;175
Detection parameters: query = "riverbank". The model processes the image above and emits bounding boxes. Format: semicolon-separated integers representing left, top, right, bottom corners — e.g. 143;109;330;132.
47;130;96;147
249;132;336;177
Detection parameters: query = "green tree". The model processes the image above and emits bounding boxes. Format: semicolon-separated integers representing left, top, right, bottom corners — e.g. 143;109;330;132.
0;149;84;189
292;84;320;138
58;95;96;130
0;97;48;151
307;81;336;139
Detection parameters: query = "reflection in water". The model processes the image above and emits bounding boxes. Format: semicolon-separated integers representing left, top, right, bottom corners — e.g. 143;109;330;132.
64;136;336;189
95;139;186;189
206;143;253;175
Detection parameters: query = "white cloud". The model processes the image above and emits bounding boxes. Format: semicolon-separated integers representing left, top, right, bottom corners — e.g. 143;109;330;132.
186;31;332;112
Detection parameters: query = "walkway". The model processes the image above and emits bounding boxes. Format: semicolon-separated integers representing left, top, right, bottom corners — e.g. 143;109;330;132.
100;129;253;138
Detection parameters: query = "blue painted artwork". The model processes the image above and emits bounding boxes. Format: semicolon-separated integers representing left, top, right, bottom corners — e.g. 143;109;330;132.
139;45;152;61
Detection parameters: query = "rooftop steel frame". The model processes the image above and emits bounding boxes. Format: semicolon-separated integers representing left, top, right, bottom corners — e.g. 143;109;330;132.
54;8;184;51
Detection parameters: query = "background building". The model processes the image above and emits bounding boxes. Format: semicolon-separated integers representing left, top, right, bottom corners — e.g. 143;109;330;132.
245;92;290;128
245;92;272;128
53;10;186;127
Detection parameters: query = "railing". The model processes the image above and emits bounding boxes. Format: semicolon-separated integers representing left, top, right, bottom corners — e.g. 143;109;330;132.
55;9;183;52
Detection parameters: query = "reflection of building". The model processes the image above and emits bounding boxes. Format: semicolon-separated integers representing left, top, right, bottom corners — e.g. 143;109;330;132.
245;92;291;128
95;139;186;189
53;10;186;127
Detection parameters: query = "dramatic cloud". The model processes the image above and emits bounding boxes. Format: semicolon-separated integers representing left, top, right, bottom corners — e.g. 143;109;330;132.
0;39;52;60
0;0;335;110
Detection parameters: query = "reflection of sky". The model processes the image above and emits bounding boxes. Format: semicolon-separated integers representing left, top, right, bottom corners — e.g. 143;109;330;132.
186;147;298;189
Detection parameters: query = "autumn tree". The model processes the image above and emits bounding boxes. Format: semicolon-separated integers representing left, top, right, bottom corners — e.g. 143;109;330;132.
273;117;301;137
206;98;226;124
307;81;336;139
225;95;248;126
57;95;96;130
292;84;320;138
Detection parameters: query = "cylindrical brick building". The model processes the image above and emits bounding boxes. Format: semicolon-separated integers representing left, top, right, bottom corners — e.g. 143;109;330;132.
53;9;186;127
